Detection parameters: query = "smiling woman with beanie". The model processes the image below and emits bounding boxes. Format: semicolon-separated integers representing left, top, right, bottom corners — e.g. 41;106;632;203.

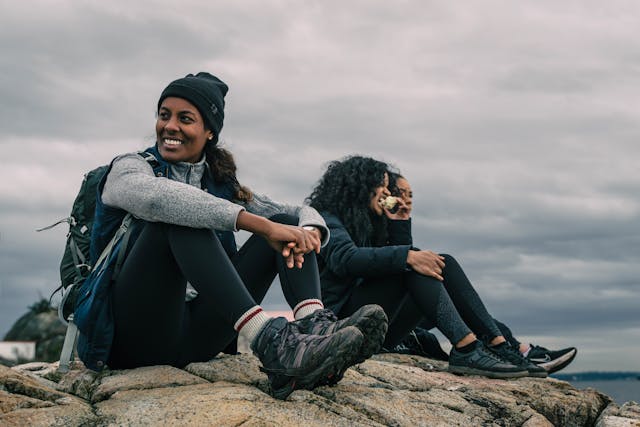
74;73;388;400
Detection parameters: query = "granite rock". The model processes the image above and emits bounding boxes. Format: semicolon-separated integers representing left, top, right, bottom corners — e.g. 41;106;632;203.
1;353;636;426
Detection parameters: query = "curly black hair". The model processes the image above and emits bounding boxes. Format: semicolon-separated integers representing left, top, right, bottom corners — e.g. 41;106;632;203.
307;155;393;246
387;171;404;197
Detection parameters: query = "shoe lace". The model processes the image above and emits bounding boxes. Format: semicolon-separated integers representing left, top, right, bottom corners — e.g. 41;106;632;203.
405;331;424;354
301;309;340;335
259;322;312;375
501;344;527;364
279;322;308;350
478;344;508;363
311;309;338;324
530;344;549;353
392;342;411;352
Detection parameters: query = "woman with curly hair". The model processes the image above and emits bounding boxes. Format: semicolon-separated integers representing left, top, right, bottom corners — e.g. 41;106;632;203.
385;172;577;374
307;155;546;379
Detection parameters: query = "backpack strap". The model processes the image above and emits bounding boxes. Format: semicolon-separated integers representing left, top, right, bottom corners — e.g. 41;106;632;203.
57;282;77;324
112;214;135;281
92;213;133;270
103;151;159;282
138;151;161;169
68;235;90;277
58;312;78;373
139;148;173;178
36;216;75;232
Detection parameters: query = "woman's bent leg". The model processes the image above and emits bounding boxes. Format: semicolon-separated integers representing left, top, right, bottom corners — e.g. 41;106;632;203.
233;214;322;308
338;275;419;349
339;272;472;348
381;294;424;348
494;319;521;348
439;254;502;339
110;222;371;399
109;222;258;368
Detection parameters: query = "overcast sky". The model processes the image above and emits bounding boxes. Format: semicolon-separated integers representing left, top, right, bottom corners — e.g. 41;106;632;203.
1;1;638;373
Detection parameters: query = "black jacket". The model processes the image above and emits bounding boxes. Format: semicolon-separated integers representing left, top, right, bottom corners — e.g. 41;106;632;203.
318;212;414;314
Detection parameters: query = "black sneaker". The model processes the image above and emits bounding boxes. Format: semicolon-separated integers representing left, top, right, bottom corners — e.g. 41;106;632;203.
448;341;528;379
489;342;548;378
527;344;577;374
251;317;364;400
292;305;388;385
390;328;449;361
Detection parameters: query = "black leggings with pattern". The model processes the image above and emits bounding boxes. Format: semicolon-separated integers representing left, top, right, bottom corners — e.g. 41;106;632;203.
338;254;502;348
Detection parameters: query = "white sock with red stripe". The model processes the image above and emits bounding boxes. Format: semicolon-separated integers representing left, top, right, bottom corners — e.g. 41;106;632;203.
234;306;270;344
293;299;324;320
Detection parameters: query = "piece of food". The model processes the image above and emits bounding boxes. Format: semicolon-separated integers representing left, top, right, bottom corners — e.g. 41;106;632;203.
379;196;399;213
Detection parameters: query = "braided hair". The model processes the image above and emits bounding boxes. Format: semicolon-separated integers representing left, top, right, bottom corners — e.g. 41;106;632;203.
203;141;252;202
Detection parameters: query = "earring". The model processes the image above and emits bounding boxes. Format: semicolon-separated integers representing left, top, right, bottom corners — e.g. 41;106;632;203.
207;135;213;141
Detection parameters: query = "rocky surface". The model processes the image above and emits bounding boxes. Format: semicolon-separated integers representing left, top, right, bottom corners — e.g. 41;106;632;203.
1;353;638;426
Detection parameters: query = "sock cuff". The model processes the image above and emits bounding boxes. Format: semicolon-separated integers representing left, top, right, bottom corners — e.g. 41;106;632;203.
234;306;264;332
457;340;480;354
236;307;271;347
293;299;324;319
491;341;509;349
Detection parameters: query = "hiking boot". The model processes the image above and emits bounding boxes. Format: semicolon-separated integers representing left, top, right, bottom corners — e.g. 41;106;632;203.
292;305;388;385
489;342;548;378
448;341;528;379
293;305;388;361
527;344;577;374
251;317;364;400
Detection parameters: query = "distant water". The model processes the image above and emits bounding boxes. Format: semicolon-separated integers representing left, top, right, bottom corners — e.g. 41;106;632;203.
569;380;640;405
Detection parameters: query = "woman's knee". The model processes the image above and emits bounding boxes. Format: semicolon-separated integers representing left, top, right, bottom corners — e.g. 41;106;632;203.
405;270;446;295
441;254;462;267
161;222;218;240
158;223;228;255
406;269;443;286
441;253;454;262
143;221;213;238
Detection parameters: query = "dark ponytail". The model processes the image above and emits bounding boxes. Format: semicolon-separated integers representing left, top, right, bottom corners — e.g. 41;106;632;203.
204;142;252;202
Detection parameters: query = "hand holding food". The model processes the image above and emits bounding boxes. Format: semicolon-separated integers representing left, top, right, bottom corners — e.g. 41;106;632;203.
379;196;399;213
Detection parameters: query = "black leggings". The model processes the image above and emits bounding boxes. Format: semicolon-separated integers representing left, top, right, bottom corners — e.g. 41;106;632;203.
418;318;521;349
108;214;320;369
339;254;502;348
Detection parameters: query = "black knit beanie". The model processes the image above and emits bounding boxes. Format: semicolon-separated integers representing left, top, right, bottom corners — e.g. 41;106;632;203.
157;72;229;137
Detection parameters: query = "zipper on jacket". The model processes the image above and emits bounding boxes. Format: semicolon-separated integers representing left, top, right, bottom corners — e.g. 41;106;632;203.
185;163;195;184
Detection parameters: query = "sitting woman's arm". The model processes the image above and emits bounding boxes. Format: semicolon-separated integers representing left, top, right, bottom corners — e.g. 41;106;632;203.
102;153;244;231
322;214;411;278
387;218;413;246
239;192;330;246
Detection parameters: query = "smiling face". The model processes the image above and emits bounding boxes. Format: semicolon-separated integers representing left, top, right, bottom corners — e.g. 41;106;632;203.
369;172;391;216
156;97;214;163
